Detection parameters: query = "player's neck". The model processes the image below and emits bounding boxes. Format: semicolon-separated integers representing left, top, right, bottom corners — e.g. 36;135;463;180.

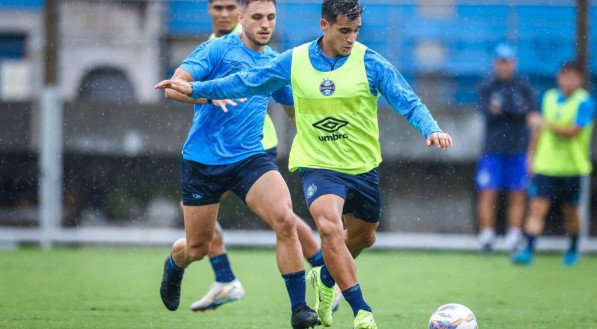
319;37;340;58
240;33;265;52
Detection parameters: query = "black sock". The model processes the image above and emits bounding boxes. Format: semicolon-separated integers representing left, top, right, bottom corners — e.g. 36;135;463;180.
569;235;579;252
525;234;536;252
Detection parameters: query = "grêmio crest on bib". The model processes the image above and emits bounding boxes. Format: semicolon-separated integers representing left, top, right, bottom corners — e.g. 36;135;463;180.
319;78;335;96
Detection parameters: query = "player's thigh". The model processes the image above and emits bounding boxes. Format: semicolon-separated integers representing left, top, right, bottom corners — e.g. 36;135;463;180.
245;170;294;227
504;153;529;191
299;168;346;228
309;194;345;230
182;203;220;248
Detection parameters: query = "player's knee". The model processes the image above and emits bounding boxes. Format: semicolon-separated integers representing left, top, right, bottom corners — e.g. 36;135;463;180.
212;230;224;246
317;217;343;242
271;209;297;237
186;241;211;261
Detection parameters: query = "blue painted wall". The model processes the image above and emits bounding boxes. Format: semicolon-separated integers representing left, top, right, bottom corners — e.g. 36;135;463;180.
0;0;43;9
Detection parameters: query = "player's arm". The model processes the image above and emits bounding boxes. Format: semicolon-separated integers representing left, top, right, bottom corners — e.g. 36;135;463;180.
366;49;452;150
281;105;296;126
159;39;244;111
271;84;295;126
543;122;582;138
164;68;209;104
477;80;497;116
156;50;293;101
530;98;594;139
161;68;244;112
526;110;542;174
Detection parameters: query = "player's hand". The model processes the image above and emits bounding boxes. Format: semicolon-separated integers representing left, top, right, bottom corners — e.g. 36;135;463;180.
154;78;193;95
527;111;544;130
426;132;453;150
211;98;246;113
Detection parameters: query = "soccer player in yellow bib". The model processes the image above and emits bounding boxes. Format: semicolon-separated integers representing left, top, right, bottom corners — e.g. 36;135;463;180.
158;0;453;327
513;61;595;267
163;0;328;314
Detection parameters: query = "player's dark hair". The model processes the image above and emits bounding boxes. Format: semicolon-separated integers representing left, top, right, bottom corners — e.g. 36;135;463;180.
239;0;276;9
209;0;240;3
559;61;585;78
322;0;363;24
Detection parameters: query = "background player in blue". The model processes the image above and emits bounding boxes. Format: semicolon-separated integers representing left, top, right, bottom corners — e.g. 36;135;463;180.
475;44;536;253
162;0;328;313
157;0;453;327
156;1;319;327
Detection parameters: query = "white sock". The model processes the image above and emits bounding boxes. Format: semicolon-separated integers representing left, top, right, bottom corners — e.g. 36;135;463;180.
505;228;522;249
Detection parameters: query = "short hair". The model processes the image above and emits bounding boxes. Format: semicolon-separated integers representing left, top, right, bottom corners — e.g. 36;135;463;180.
559;61;585;78
322;0;364;24
209;0;240;3
239;0;276;9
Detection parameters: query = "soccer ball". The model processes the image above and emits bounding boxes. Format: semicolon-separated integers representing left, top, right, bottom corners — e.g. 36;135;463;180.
428;303;478;329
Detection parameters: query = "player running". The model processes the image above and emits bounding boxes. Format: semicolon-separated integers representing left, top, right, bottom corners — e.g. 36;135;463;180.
156;1;319;327
157;0;453;328
163;0;329;313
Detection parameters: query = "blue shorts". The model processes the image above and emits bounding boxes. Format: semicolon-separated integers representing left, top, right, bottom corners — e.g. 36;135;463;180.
475;153;529;191
299;168;382;223
265;147;278;166
180;153;278;206
528;174;581;205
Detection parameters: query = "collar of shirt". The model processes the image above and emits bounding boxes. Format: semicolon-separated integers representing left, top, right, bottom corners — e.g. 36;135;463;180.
307;36;350;72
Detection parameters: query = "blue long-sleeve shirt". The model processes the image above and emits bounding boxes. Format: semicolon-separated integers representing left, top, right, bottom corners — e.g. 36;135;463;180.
194;36;441;138
179;34;292;165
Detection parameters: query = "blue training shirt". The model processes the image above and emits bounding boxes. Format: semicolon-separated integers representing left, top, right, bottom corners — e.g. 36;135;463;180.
180;33;293;165
192;36;441;138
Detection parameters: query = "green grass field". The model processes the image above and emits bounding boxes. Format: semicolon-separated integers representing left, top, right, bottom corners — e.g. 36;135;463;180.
0;247;596;328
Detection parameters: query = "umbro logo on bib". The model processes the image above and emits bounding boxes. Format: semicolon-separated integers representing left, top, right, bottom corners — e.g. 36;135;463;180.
319;78;335;96
312;117;349;133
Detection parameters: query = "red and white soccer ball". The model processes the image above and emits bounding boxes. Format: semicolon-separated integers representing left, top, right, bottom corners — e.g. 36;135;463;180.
428;303;478;329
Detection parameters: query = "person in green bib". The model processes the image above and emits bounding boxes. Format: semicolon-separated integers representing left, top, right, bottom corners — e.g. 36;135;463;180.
158;1;453;327
513;62;595;267
162;0;329;316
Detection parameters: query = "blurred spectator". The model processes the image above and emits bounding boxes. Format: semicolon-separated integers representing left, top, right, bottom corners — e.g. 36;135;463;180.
475;44;537;253
513;61;595;267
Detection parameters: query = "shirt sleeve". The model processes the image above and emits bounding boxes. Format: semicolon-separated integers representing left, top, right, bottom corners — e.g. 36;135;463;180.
364;49;442;138
194;49;293;100
575;97;596;128
520;78;538;114
271;85;294;105
477;79;492;116
180;39;221;82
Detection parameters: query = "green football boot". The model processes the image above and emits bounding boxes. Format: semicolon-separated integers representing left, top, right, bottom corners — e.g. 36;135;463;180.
307;266;335;327
354;310;377;329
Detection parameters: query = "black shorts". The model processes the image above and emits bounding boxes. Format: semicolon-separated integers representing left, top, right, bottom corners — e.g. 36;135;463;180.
528;174;581;205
